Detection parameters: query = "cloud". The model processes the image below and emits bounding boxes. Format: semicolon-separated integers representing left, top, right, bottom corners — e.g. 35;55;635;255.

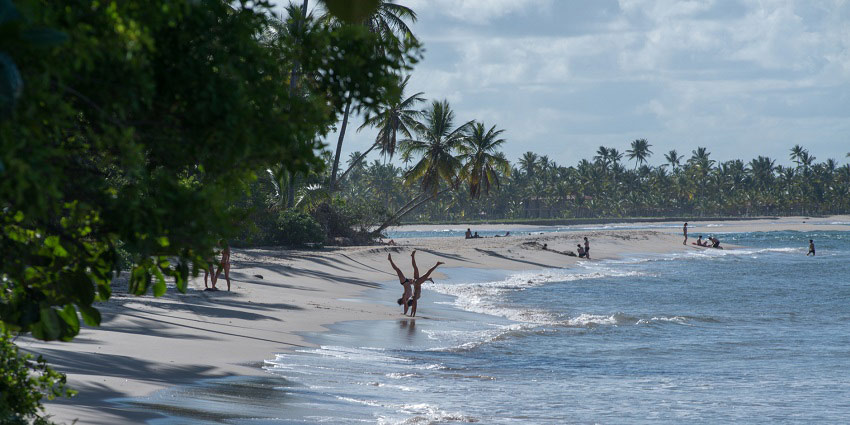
405;0;554;25
327;0;850;166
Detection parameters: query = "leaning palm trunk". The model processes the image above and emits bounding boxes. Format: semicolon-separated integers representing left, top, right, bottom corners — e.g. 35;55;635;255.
329;97;352;191
336;140;380;185
374;187;451;235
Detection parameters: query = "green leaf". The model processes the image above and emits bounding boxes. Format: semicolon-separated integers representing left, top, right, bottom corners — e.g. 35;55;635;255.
79;305;101;327
39;307;61;340
175;260;189;293
152;268;166;297
57;305;80;335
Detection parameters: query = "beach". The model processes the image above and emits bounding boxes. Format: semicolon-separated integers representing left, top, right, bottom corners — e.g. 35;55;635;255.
20;216;850;424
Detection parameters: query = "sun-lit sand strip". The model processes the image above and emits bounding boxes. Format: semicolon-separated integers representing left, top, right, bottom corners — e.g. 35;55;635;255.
19;215;849;424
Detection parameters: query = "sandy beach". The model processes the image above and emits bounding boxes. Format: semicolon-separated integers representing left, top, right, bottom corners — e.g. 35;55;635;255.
19;216;849;424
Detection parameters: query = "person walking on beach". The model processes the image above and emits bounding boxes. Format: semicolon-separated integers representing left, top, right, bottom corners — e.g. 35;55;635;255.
388;253;414;315
584;237;591;260
807;239;816;256
683;222;688;245
214;242;232;291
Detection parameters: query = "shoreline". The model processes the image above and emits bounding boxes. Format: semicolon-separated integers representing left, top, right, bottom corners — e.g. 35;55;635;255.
20;216;850;424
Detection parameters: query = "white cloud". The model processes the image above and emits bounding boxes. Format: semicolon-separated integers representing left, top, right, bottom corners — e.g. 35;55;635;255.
326;0;850;166
405;0;553;25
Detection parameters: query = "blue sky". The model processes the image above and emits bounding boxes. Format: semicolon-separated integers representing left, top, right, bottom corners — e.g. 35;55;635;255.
302;0;850;167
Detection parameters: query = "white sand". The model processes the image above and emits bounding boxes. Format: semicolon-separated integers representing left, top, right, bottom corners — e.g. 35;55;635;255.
19;215;848;424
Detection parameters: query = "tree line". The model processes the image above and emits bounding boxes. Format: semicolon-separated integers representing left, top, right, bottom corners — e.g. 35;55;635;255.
319;141;850;224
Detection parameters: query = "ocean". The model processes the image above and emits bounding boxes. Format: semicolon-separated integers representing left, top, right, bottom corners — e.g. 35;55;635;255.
138;230;850;424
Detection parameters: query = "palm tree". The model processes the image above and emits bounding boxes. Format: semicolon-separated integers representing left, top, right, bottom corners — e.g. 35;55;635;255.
457;122;511;199
357;75;424;158
403;100;471;194
518;152;539;178
626;138;653;168
374;99;471;233
593;146;610;168
665;149;683;171
328;0;418;191
334;75;424;186
790;144;805;167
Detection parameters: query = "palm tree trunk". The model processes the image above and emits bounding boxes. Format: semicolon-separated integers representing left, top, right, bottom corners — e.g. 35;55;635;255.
374;188;451;235
334;140;379;188
329;97;352;191
285;0;309;208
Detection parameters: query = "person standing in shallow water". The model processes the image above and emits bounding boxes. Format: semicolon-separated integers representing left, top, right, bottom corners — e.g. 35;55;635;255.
584;237;591;260
807;239;816;256
683;222;688;245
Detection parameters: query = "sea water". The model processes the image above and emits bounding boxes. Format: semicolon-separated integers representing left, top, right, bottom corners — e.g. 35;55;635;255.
141;231;850;424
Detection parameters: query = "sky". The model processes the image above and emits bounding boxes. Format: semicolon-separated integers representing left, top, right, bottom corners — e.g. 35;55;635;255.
295;0;850;168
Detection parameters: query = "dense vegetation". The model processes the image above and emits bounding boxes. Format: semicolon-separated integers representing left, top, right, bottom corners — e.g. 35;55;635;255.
313;142;850;224
1;0;418;421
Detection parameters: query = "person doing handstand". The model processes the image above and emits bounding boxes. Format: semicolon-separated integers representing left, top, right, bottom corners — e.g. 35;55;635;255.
388;253;414;315
406;250;443;317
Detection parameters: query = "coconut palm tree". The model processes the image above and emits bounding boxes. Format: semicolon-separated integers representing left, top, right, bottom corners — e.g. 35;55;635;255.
373;100;471;233
790;144;805;167
334;75;424;186
518;152;539;178
402;100;471;194
457;122;511;199
664;149;683;171
626;138;653;168
357;75;424;158
327;0;418;191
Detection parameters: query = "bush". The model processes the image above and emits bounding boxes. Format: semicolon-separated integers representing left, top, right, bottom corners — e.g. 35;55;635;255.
310;199;391;245
277;210;325;247
0;332;75;425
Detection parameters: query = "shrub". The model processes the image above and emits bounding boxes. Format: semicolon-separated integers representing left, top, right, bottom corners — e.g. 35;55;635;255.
0;332;75;424
277;210;325;247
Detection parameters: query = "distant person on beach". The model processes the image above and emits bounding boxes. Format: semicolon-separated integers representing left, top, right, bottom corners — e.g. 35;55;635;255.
709;236;721;249
584;237;591;260
214;242;231;291
807;239;816;256
473;232;480;238
465;228;472;239
203;255;216;290
407;250;443;317
577;244;586;258
388;253;414;314
695;235;704;246
683;222;688;245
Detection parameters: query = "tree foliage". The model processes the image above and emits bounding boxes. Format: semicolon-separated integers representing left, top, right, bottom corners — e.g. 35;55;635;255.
0;0;419;342
0;331;74;424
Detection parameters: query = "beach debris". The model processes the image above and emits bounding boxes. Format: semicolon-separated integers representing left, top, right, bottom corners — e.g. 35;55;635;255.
253;274;264;279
